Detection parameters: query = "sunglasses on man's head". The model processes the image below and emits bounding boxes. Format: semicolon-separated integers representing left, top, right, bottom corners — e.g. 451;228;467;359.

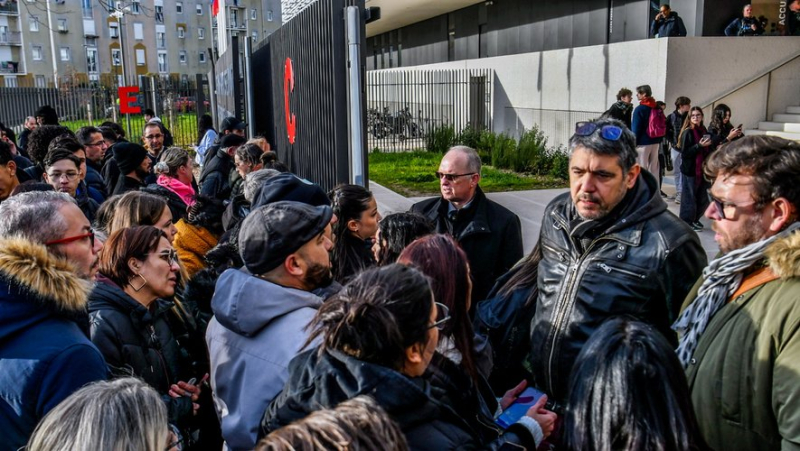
574;122;624;141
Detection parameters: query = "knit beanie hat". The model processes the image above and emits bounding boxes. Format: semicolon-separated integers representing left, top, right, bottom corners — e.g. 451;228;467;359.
113;142;149;175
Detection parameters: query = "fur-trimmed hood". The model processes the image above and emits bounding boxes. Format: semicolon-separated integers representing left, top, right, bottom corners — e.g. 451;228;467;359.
0;237;92;313
766;230;800;279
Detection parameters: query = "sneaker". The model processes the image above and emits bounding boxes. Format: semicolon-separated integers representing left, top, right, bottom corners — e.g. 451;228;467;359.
692;221;704;231
675;196;681;204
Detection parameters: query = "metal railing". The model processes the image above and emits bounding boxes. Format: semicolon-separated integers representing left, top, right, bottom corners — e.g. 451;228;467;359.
366;68;493;152
0;31;22;45
0;61;20;74
0;2;19;15
0;75;207;149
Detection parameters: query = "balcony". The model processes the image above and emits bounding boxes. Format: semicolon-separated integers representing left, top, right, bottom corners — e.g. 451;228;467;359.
225;0;246;8
0;2;19;16
0;61;20;74
0;31;21;45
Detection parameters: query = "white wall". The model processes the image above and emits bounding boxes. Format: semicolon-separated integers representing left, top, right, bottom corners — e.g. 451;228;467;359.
378;36;800;145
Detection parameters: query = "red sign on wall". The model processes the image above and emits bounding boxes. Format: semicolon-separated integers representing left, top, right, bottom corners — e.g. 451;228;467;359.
284;58;296;145
118;86;141;114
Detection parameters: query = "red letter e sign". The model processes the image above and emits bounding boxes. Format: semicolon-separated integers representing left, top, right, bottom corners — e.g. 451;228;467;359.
119;86;141;114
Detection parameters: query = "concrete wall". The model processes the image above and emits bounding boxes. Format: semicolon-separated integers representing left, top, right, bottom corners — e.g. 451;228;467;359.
377;36;800;146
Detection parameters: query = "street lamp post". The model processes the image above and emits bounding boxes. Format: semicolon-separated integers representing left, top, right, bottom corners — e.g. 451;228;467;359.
111;8;132;138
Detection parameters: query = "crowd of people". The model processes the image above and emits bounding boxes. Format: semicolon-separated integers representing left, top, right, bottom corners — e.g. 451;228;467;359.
0;96;798;451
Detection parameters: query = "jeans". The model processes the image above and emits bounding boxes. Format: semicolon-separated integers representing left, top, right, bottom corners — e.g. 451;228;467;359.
671;147;683;195
636;143;660;180
680;175;710;224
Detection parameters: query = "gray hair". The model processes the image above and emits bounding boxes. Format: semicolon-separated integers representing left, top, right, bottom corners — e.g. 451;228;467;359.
154;147;190;177
243;168;281;202
0;191;76;244
569;118;638;173
27;378;168;451
446;145;482;174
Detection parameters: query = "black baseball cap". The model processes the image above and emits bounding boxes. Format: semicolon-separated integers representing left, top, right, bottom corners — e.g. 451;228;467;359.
220;116;246;132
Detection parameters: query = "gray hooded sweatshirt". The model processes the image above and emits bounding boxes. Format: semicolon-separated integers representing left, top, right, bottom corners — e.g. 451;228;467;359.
206;268;322;451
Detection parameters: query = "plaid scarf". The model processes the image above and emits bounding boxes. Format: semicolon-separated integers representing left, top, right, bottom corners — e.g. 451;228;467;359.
673;222;800;368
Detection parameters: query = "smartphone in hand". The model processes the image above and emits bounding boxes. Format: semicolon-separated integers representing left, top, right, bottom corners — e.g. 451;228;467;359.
495;387;546;429
702;134;711;141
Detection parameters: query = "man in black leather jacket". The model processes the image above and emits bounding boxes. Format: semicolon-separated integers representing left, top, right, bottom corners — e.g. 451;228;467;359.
531;118;706;404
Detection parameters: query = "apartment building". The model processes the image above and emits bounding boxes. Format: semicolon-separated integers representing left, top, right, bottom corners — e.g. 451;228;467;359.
0;0;280;87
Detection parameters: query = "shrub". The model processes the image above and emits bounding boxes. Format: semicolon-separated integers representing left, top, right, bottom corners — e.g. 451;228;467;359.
425;125;456;154
516;127;549;174
548;145;571;180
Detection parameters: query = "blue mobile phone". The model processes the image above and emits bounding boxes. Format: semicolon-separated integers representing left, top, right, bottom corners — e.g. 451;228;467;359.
495;387;546;429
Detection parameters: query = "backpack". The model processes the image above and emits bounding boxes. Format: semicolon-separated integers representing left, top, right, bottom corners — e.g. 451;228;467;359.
648;107;667;138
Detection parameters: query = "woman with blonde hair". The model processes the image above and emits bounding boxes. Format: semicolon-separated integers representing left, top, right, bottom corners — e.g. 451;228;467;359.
147;146;195;222
27;378;173;451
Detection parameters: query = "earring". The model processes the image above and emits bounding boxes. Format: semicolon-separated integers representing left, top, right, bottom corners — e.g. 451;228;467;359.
130;273;148;292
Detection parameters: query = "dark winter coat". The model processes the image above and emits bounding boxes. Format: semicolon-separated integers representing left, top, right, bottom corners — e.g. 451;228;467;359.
602;101;632;129
75;181;101;223
532;170;706;403
142;183;190;222
411;187;523;305
87;278;193;424
679;127;711;177
101;148;120;196
85;161;107;201
261;348;541;450
198;148;235;201
666;109;687;149
112;174;145;196
724;16;763;36
631;101;661;146
0;238;107;451
651;11;687;38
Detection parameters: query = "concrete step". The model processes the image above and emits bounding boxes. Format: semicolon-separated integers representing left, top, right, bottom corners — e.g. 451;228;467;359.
787;106;800;114
773;113;800;122
758;121;800;132
745;129;800;141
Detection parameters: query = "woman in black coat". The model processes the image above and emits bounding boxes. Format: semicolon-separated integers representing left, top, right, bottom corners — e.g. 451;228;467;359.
88;226;202;427
677;107;713;231
261;265;554;450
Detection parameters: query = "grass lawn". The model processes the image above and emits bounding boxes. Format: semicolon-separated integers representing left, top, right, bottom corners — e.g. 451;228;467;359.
60;113;199;148
369;150;567;197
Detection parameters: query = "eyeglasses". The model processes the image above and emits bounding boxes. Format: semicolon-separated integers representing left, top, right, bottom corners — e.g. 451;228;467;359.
88;140;107;148
706;190;759;220
575;121;624;141
46;171;80;181
145;134;164;140
45;229;95;247
152;249;179;265
429;302;451;330
435;172;476;182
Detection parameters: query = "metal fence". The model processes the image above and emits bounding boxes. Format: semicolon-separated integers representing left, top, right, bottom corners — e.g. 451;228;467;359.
366;68;493;152
0;75;208;149
505;107;603;149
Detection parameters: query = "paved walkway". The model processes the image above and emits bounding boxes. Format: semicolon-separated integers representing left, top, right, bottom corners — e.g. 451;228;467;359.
371;175;720;262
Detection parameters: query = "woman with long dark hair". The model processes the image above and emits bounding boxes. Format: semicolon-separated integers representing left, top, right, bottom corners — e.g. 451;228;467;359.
707;104;743;149
563;317;709;451
261;264;555;449
677;106;713;231
195;114;216;166
373;212;433;265
329;184;380;283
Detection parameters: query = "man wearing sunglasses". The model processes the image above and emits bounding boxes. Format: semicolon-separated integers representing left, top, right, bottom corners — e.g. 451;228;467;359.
410;146;523;305
0;191;107;450
673;136;800;451
531;118;706;406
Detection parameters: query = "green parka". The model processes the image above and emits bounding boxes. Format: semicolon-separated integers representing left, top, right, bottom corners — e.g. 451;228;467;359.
681;231;800;450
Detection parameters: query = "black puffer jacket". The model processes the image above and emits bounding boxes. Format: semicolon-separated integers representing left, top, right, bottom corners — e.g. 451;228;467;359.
531;170;706;403
262;349;540;450
198;148;234;201
411;188;523;305
87;277;193;424
142;183;190;222
601;101;632;129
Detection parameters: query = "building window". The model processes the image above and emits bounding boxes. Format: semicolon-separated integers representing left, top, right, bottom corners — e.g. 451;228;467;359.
57;18;68;32
179;51;187;64
177;26;185;38
110;23;119;38
135;48;145;66
35;75;46;88
176;2;183;14
85;37;97;46
157;31;165;48
111;48;121;66
5;77;17;88
32;46;43;61
199;51;206;63
266;10;273;22
251;9;257;20
134;23;143;40
82;0;93;18
60;47;71;62
157;51;167;73
29;16;39;32
251;31;257;42
86;48;98;73
230;10;238;28
155;6;164;23
130;0;140;14
196;4;202;15
198;27;204;39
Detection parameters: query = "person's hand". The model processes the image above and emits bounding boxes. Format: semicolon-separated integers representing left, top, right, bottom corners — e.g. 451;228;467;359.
727;128;742;140
525;395;558;439
751;24;757;30
699;136;712;147
500;380;528;411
